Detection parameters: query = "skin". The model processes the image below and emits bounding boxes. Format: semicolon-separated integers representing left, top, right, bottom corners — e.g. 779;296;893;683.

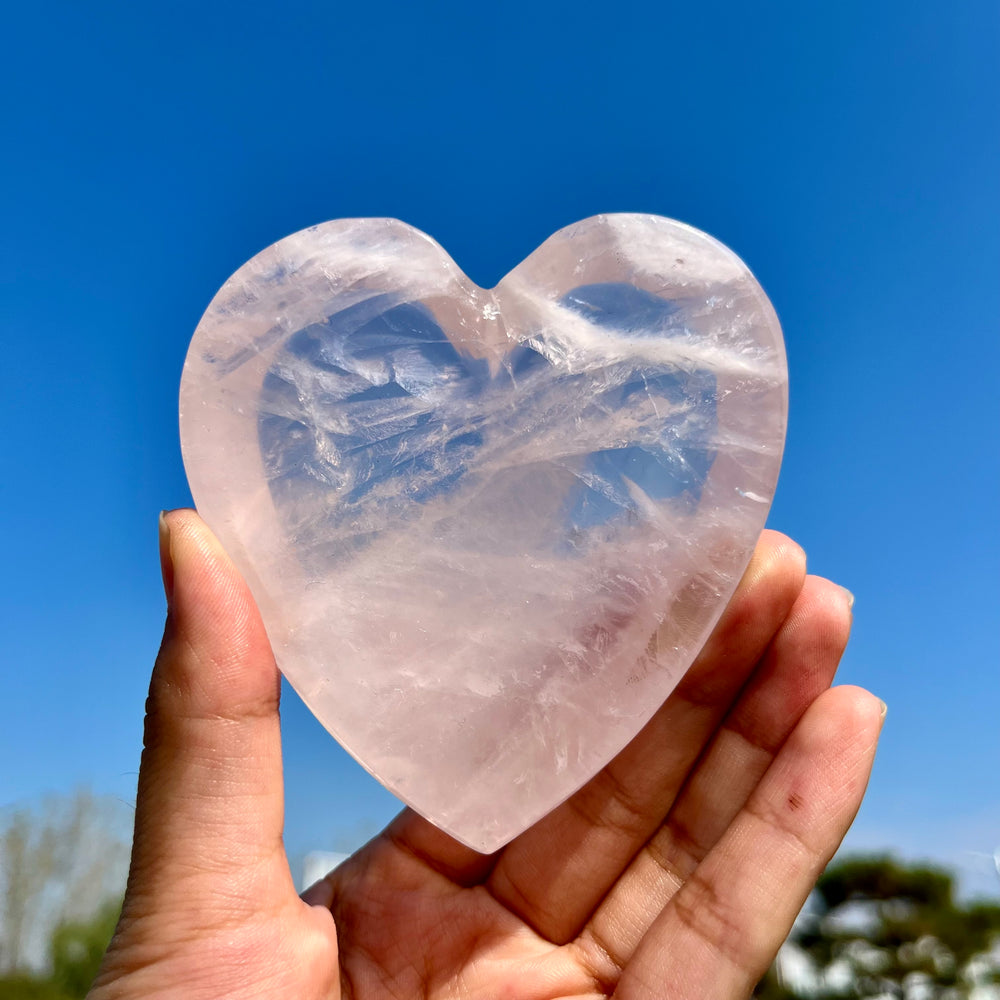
89;509;883;1000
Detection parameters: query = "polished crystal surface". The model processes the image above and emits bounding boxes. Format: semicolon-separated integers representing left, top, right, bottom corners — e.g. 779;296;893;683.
180;215;787;852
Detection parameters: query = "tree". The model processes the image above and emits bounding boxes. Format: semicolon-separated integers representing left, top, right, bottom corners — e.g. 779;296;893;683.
756;856;1000;998
0;791;128;975
0;973;72;999
49;898;121;998
0;896;121;999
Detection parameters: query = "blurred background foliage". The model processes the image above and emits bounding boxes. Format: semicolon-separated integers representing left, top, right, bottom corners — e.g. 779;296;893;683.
757;857;1000;999
3;789;999;999
0;791;127;999
0;900;121;1000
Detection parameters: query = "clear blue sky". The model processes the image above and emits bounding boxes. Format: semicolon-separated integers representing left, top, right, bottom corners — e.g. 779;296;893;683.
2;0;998;889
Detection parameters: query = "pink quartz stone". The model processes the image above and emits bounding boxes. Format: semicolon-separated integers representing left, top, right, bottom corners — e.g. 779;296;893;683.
180;214;787;852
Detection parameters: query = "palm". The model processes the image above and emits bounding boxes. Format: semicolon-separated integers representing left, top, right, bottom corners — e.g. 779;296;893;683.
309;532;875;999
329;841;593;998
92;514;881;1000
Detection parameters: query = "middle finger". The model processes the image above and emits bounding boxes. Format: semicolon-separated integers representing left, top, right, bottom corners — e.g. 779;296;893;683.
485;531;807;942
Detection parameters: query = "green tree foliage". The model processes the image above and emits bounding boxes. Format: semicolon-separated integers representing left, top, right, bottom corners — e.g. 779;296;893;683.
756;856;1000;999
0;897;120;1000
0;791;128;975
0;972;72;999
0;790;128;1000
48;898;121;998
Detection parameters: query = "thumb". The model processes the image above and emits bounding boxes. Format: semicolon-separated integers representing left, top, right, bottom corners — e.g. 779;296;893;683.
124;509;293;919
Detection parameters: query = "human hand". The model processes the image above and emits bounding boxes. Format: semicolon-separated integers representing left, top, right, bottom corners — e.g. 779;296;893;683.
90;509;882;999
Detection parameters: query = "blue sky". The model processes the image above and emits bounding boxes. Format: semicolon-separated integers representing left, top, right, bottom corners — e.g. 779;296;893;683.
2;1;998;889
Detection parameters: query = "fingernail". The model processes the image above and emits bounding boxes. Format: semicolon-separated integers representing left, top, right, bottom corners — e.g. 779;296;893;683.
878;699;888;726
159;511;174;609
839;586;855;611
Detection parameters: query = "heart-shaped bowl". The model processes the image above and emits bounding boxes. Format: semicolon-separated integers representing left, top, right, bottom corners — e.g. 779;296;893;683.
180;214;787;853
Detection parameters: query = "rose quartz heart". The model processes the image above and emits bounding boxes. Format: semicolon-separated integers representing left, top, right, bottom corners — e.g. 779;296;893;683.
180;215;787;852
